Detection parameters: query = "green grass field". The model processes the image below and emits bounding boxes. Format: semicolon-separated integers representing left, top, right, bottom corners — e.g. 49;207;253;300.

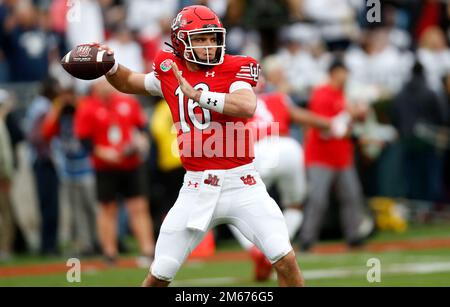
1;224;450;287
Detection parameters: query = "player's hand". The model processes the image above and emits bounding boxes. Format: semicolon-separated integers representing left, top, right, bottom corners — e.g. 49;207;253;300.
88;42;114;56
171;62;201;101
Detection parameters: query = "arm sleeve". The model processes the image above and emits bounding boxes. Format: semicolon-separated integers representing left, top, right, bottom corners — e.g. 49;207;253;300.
144;72;163;97
229;81;253;93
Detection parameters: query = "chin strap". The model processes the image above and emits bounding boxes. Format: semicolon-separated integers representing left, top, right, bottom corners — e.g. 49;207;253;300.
164;42;180;58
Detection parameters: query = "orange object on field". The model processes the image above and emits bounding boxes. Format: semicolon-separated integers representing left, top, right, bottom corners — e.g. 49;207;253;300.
190;231;216;258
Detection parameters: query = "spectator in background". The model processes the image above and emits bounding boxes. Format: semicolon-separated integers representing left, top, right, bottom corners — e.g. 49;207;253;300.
41;86;98;256
226;0;294;57
0;89;15;261
392;62;446;202
2;0;54;82
65;0;105;93
417;27;450;94
125;0;177;70
412;0;448;41
66;0;105;49
74;78;154;266
382;3;412;51
106;23;144;73
26;78;60;255
125;0;177;35
300;60;372;251
300;0;361;51
345;27;414;99
0;0;19;82
276;24;330;103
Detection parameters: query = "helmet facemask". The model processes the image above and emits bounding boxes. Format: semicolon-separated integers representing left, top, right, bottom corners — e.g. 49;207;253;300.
178;28;226;66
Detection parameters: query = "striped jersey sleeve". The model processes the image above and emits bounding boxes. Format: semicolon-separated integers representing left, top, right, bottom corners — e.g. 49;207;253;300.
233;57;261;87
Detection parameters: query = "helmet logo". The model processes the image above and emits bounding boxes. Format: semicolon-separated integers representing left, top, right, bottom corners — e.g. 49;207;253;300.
160;59;174;72
171;13;187;31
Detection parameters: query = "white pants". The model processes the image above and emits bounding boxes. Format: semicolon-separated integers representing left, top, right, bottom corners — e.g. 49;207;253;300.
253;136;306;207
150;163;292;282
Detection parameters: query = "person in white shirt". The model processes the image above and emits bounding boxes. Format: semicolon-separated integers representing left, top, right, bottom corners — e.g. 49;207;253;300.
417;27;450;94
106;24;144;74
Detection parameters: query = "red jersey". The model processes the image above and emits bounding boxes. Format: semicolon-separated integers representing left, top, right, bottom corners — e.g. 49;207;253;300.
250;93;291;141
304;84;353;169
74;92;147;170
152;49;260;171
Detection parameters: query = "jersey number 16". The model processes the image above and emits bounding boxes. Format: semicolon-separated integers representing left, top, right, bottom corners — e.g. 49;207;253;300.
176;83;211;133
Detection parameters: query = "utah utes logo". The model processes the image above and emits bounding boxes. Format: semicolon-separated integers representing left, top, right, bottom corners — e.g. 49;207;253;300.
249;63;260;82
241;175;257;186
75;45;91;57
204;174;220;187
171;13;187;31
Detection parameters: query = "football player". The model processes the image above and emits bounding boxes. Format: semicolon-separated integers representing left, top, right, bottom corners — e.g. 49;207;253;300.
95;5;304;287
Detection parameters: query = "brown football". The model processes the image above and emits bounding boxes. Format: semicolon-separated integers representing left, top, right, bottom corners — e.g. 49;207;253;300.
61;44;115;80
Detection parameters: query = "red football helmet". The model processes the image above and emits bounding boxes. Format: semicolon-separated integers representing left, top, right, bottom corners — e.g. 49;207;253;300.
170;5;226;66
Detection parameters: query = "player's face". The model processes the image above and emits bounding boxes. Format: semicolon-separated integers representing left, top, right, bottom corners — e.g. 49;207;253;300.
190;33;218;61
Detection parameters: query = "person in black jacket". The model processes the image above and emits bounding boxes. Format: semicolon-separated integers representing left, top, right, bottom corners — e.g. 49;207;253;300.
392;61;446;202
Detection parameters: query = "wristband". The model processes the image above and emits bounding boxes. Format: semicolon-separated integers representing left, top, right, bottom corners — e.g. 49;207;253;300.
198;91;226;113
106;61;119;76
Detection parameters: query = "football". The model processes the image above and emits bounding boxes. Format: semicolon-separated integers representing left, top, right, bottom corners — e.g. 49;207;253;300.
61;44;115;80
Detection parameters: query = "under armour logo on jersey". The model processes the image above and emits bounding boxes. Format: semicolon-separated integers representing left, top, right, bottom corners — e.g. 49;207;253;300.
188;181;199;188
204;174;220;186
207;98;218;106
205;71;215;77
240;175;257;186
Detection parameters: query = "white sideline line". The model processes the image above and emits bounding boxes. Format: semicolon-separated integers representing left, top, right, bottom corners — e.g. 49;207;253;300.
171;262;450;285
305;262;450;280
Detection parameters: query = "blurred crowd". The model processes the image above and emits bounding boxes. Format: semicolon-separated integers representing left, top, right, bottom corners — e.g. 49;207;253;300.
1;0;450;260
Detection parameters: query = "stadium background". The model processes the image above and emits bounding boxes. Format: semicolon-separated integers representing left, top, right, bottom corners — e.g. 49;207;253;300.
1;0;450;286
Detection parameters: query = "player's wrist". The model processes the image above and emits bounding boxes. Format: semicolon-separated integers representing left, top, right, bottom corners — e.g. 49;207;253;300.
198;91;226;113
193;90;202;102
106;61;119;76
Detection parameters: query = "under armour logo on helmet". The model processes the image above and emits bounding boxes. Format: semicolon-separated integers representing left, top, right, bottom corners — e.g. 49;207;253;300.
207;98;218;106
